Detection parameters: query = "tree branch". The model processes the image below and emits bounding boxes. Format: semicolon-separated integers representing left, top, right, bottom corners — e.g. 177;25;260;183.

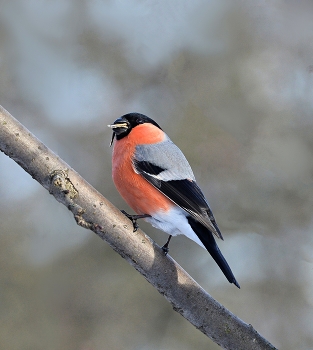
0;105;277;350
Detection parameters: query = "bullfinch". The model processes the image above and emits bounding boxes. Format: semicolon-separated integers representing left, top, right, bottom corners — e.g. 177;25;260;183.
108;113;240;288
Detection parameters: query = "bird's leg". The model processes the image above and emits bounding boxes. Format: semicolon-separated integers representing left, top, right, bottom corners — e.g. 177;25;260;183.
121;210;151;232
161;235;172;255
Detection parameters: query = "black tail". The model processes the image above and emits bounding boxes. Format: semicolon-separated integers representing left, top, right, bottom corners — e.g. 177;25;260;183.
187;217;240;288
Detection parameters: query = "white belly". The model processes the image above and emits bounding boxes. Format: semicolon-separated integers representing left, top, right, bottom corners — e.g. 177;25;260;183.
145;206;205;249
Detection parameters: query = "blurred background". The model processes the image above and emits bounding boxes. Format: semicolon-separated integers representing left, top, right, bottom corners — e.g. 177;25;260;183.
1;0;313;349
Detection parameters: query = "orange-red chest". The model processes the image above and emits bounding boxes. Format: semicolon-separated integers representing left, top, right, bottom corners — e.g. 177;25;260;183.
112;124;173;215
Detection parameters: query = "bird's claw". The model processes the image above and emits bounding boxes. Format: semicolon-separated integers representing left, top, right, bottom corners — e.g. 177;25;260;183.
120;210;151;232
161;235;172;256
161;245;169;255
132;221;139;232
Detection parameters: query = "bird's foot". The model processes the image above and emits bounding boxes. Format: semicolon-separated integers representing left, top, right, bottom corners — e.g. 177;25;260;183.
121;210;151;232
161;245;169;255
161;235;172;256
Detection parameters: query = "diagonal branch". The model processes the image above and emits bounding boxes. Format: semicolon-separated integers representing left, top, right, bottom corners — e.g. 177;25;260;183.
0;105;277;350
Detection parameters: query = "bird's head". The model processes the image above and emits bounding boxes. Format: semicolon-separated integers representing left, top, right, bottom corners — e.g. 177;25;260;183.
108;113;161;146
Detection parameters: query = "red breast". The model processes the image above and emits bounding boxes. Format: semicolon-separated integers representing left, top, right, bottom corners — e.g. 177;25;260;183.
112;123;173;215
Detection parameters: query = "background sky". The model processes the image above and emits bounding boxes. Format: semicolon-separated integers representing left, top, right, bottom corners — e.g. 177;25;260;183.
1;1;313;349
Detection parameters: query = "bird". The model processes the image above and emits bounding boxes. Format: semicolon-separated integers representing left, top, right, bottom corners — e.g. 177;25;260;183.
108;112;240;288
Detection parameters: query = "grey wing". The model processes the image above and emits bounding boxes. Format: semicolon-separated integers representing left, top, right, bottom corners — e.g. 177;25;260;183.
134;138;195;181
133;138;223;239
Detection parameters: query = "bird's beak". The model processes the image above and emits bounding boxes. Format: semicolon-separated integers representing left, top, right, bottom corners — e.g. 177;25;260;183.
107;122;129;147
107;122;128;129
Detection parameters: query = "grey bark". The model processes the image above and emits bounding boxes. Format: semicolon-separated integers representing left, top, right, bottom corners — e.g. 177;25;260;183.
0;105;277;350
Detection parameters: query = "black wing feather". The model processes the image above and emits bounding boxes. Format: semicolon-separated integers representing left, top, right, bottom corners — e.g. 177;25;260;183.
187;216;239;288
133;160;223;239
